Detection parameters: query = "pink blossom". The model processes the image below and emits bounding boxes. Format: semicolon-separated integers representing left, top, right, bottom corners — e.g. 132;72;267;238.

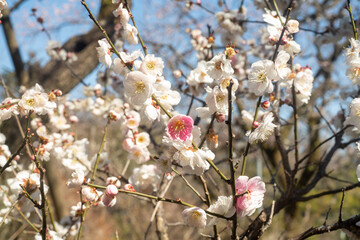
235;176;266;218
166;114;194;142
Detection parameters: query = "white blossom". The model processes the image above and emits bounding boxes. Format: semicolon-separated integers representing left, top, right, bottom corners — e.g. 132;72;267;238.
182;207;207;228
18;84;56;115
66;169;85;188
207;196;236;218
124;71;154;106
139;54;164;76
275;50;291;81
247;112;276;144
113;3;130;26
124;24;139;45
129;164;161;193
96;38;112;68
206;54;234;80
248;60;278;96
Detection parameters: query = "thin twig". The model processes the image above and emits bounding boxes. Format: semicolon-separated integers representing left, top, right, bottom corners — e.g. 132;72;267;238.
346;0;358;40
314;105;335;134
338;189;345;223
87;183;230;219
172;167;207;203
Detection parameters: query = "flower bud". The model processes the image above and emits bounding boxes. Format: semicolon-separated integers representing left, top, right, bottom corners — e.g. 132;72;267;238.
101;194;116;207
109;110;121;121
252;121;260;129
173;70;182;79
105;184;119;197
106;177;121;188
215;113;226;123
124;183;135;192
69;115;79;123
261;101;270;110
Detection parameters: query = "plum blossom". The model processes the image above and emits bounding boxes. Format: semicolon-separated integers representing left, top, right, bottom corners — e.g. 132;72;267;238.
139;54;164;76
143;79;181;122
81;186;98;201
235;176;266;217
345;98;360;130
275;50;291;81
129;164;161;193
172;143;212;176
163;127;212;175
293;67;314;105
248;60;278;96
96;38;112;68
124;71;154;106
35;230;62;240
345;38;360;64
182;207;207;228
128;145;150;164
112;3;129;26
46;40;67;61
66;169;85;188
287;19;299;33
18;84;56;115
101;193;117;207
106;177;121;188
166;114;194;142
346;58;360;85
207;196;236;218
0;98;19;122
187;61;214;95
196;86;230;119
124;24;139;45
124;183;135;192
247;112;276;144
206;54;234;80
135;132;150;147
0;0;7;18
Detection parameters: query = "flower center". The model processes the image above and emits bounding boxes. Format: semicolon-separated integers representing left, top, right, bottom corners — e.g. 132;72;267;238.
200;71;207;77
216;94;225;103
26;98;36;107
355;108;360;117
173;120;185;131
135;81;145;94
191;211;202;218
215;61;222;70
257;72;267;82
146;61;155;70
353;67;360;77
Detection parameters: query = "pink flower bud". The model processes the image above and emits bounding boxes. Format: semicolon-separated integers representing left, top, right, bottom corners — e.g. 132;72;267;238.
124;184;135;192
252;121;260;129
261;101;270;110
106;184;119;197
101;194;116;207
106;177;121;188
123;103;130;108
215;113;226;123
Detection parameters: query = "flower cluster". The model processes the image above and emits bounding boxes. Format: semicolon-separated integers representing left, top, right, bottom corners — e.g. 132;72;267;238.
0;0;6;19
